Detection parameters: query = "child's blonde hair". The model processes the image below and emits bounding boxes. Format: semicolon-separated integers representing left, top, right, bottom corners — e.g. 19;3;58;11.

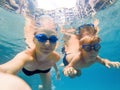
78;25;99;39
80;35;101;45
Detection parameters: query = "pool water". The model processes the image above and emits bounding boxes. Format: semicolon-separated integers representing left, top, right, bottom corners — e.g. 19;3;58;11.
0;1;120;90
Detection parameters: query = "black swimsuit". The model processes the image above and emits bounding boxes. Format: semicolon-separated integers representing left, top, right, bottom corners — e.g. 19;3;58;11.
63;53;73;66
22;68;51;76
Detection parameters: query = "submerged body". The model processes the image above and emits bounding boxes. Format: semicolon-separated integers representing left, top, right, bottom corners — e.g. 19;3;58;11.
0;15;60;90
62;24;120;78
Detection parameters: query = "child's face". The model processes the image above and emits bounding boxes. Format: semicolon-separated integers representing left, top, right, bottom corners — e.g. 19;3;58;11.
81;36;101;60
82;43;100;61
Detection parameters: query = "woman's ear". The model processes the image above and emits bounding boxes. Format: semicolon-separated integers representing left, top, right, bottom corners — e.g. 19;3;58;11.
33;38;36;43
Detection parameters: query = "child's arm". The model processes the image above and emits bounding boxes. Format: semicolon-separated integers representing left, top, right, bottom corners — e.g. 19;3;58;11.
63;52;81;77
96;56;120;68
53;64;60;80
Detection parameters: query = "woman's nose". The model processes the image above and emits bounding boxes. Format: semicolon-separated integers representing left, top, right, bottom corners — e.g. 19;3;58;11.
45;40;50;46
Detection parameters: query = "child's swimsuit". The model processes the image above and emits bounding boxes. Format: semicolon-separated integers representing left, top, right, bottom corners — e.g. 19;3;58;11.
63;53;69;66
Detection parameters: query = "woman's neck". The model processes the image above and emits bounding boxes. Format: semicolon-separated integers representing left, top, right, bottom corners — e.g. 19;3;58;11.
35;49;51;61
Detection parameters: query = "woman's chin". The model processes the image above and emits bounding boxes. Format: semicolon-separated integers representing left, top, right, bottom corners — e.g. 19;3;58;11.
42;50;52;54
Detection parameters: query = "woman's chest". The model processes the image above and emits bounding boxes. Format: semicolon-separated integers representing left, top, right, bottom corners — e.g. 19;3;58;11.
25;58;56;70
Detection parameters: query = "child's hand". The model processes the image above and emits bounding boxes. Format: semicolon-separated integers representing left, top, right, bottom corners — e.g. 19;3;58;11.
63;66;77;78
103;59;120;68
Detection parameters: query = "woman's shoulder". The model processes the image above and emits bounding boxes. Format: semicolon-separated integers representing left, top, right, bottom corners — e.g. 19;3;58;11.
24;48;35;55
16;49;35;62
52;51;60;62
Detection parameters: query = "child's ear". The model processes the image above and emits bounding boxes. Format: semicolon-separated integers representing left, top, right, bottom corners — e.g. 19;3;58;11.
79;39;84;50
79;37;84;44
79;39;82;44
79;40;83;50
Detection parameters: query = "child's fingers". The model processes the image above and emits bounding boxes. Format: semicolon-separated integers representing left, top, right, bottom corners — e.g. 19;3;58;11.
69;67;77;74
63;68;69;76
112;62;120;68
106;61;120;68
105;63;110;68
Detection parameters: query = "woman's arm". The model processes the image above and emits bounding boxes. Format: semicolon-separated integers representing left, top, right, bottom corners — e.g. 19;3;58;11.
0;72;31;90
0;51;33;74
53;64;60;80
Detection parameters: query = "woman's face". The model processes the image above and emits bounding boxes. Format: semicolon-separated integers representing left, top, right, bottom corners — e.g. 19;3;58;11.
34;29;58;54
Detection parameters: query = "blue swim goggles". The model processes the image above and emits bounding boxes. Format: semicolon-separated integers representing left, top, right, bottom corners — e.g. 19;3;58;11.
78;24;94;30
35;34;58;43
82;43;101;52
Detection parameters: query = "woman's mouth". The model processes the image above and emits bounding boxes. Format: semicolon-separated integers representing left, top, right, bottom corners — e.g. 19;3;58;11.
41;48;52;53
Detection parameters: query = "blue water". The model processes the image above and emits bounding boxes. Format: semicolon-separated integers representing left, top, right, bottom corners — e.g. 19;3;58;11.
0;1;120;90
